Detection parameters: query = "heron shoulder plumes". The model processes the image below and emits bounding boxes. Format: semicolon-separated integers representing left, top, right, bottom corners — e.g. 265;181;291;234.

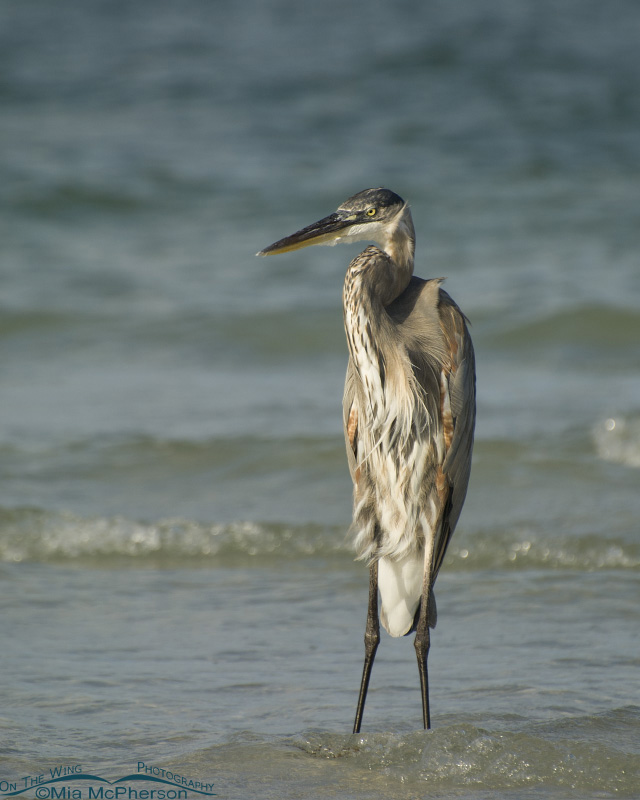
259;188;476;732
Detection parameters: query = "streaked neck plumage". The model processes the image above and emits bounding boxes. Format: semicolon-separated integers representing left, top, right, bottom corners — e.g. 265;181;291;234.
342;204;417;383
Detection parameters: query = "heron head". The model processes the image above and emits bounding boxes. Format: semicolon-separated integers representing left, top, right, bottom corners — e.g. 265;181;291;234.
257;188;412;257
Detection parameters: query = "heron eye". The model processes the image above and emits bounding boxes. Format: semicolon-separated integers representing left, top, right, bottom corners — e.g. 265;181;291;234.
366;208;377;217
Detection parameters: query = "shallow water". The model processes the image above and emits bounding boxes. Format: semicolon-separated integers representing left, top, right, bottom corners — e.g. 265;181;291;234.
1;0;639;797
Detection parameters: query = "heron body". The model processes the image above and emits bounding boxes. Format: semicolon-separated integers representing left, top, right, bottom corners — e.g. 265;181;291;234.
258;188;475;731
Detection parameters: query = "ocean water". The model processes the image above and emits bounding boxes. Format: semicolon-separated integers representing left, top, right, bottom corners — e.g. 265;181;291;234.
1;1;639;798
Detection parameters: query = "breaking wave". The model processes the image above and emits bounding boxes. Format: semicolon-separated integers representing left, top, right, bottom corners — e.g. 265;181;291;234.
0;507;637;570
593;413;640;469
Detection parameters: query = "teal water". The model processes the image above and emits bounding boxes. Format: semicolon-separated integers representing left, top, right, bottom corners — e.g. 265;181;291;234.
1;1;639;797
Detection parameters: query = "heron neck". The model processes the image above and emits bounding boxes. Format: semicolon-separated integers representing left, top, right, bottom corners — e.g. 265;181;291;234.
381;206;415;302
343;255;398;357
342;263;406;425
343;272;390;396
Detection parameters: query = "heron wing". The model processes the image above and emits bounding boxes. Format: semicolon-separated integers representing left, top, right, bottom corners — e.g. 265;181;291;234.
387;277;476;577
434;287;476;575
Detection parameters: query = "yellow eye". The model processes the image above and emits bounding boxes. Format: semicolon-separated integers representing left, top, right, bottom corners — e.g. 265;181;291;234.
366;207;377;217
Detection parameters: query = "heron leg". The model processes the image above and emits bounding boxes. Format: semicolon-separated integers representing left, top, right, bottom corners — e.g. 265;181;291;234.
414;610;431;729
353;560;380;734
414;561;434;730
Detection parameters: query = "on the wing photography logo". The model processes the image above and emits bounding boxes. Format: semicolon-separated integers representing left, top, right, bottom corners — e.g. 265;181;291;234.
0;762;215;799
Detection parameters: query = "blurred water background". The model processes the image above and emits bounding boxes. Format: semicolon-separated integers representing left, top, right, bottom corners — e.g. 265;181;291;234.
1;1;639;798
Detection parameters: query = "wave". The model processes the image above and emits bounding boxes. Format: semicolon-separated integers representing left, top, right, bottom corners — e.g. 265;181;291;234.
5;708;637;799
10;181;155;219
1;507;637;570
291;707;640;795
484;303;640;358
170;707;640;799
0;508;342;566
593;413;640;469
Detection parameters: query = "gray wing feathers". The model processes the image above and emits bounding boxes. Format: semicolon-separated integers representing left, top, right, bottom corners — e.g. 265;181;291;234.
435;289;476;573
442;337;475;533
390;280;476;575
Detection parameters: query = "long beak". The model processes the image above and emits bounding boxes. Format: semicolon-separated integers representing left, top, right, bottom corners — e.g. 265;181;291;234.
257;212;356;256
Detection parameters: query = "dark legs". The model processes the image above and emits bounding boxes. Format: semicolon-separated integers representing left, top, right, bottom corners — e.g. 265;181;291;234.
353;555;434;732
353;561;380;734
414;569;433;730
414;612;431;729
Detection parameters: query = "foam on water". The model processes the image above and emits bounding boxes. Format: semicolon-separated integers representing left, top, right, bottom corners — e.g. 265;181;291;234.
0;508;339;564
593;414;640;469
2;711;637;800
164;708;640;799
1;507;637;571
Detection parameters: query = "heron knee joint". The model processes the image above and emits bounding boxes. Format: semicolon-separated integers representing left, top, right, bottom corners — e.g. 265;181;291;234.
414;629;430;660
364;629;380;650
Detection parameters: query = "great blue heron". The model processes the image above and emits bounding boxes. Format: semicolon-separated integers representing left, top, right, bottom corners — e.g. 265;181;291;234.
258;188;475;732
